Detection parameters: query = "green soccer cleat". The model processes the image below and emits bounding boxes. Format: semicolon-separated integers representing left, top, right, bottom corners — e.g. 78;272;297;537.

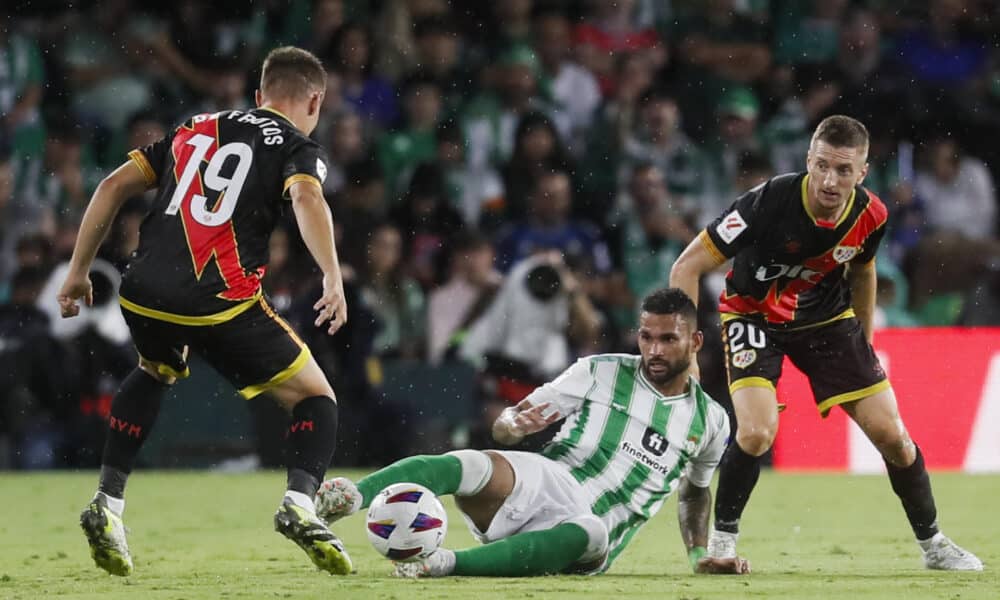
274;497;353;575
79;494;134;576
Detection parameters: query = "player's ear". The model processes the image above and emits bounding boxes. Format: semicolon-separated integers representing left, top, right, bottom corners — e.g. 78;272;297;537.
308;91;323;116
254;89;263;107
858;161;869;186
691;330;704;355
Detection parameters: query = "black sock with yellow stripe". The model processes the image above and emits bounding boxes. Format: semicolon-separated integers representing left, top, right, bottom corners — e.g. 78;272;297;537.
286;395;338;497
99;369;168;498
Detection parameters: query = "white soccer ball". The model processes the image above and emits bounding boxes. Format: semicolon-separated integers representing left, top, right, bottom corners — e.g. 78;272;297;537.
365;482;447;562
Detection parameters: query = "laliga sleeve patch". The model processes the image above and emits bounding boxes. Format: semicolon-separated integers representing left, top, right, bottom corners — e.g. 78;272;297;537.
716;211;748;244
316;158;328;183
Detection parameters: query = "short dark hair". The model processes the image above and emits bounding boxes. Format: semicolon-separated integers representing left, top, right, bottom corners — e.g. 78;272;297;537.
260;46;326;100
641;288;697;324
812;115;869;153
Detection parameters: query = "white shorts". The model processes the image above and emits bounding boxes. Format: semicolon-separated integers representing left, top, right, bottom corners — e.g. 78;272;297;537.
460;450;607;568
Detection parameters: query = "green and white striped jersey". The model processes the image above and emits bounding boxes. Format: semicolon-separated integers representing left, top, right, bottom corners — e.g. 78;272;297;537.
530;354;730;567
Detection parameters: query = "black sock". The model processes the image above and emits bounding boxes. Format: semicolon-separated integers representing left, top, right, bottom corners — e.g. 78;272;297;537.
714;441;762;534
98;369;168;497
885;445;939;540
286;396;338;498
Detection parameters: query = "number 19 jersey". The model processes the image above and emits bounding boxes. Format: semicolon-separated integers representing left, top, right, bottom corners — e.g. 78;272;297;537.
121;107;329;322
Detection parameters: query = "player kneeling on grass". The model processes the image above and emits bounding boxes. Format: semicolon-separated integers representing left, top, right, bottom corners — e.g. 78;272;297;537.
317;288;750;577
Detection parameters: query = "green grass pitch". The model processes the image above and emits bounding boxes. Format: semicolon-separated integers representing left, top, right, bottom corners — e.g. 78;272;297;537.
0;470;996;599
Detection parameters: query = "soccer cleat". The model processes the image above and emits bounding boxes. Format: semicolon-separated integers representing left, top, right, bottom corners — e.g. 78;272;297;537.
921;534;984;571
392;548;456;578
274;497;353;575
314;477;363;525
707;528;739;559
79;494;133;576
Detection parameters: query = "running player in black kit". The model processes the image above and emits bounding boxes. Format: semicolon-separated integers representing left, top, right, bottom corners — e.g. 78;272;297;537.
57;47;353;576
670;115;982;571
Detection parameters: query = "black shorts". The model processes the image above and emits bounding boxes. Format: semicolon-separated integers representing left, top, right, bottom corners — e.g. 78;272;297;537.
121;296;310;399
721;315;889;416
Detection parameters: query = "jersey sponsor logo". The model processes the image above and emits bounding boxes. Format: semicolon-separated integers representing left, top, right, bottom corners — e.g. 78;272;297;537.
316;158;328;183
716;211;748;244
621;440;670;475
732;349;757;369
832;245;858;263
641;427;669;456
754;263;822;283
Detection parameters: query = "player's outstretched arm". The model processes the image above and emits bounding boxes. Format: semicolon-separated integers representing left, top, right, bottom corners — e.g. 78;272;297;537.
492;400;561;446
58;161;149;318
677;477;750;575
669;232;726;308
290;180;347;335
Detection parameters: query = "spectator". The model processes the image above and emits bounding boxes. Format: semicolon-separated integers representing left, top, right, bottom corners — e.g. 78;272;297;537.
915;137;996;241
321;111;368;198
532;10;601;155
426;231;502;364
574;0;666;96
390;162;464;288
411;15;469;117
772;0;850;65
435;121;505;229
499;112;576;226
326;22;399;128
494;170;612;275
377;74;444;199
359;223;426;358
620;87;711;225
373;0;449;82
333;157;387;271
462;45;547;169
0;13;45;186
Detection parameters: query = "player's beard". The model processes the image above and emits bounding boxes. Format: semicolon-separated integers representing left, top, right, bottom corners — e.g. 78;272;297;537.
641;354;691;386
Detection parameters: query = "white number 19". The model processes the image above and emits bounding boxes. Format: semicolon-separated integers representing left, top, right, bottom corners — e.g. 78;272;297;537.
165;133;253;227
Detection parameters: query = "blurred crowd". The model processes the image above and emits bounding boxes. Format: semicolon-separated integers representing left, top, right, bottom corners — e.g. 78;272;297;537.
2;0;999;469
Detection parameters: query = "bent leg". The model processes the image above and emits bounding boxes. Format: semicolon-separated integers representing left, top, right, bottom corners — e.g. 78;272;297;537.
714;385;778;535
842;389;938;540
452;518;600;577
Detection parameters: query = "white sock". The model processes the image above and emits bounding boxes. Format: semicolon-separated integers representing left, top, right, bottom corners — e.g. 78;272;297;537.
96;491;125;516
284;490;316;514
436;548;457;575
918;531;945;551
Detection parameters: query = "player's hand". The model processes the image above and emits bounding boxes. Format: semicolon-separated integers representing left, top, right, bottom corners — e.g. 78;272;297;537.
694;556;751;575
314;273;347;335
511;402;561;436
57;272;93;318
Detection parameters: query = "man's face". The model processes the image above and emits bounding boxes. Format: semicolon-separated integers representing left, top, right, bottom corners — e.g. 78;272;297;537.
535;15;570;67
531;173;571;224
629;166;666;211
637;311;701;386
806;140;868;215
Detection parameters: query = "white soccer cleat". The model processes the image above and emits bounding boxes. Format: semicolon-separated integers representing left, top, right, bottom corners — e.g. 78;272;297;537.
392;548;456;578
921;534;984;571
80;494;134;576
707;528;739;559
314;477;363;525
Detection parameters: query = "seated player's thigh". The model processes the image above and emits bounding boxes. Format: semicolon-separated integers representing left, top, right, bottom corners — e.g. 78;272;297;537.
192;298;322;405
454;451;516;533
459;451;593;545
783;318;889;418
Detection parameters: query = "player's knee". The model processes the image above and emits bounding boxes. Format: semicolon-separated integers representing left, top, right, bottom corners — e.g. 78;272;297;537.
564;514;609;565
736;425;776;456
446;449;495;496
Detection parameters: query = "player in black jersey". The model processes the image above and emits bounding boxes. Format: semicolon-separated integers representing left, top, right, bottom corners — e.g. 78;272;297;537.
670;115;982;571
57;47;353;576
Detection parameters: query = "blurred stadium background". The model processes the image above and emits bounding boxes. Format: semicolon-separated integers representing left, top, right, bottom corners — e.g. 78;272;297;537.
0;0;998;478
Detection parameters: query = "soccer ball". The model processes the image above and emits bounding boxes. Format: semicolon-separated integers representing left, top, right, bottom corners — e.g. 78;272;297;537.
365;482;447;562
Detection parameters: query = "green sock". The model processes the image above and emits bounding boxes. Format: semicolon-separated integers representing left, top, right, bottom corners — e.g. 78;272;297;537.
453;522;591;577
357;454;462;509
